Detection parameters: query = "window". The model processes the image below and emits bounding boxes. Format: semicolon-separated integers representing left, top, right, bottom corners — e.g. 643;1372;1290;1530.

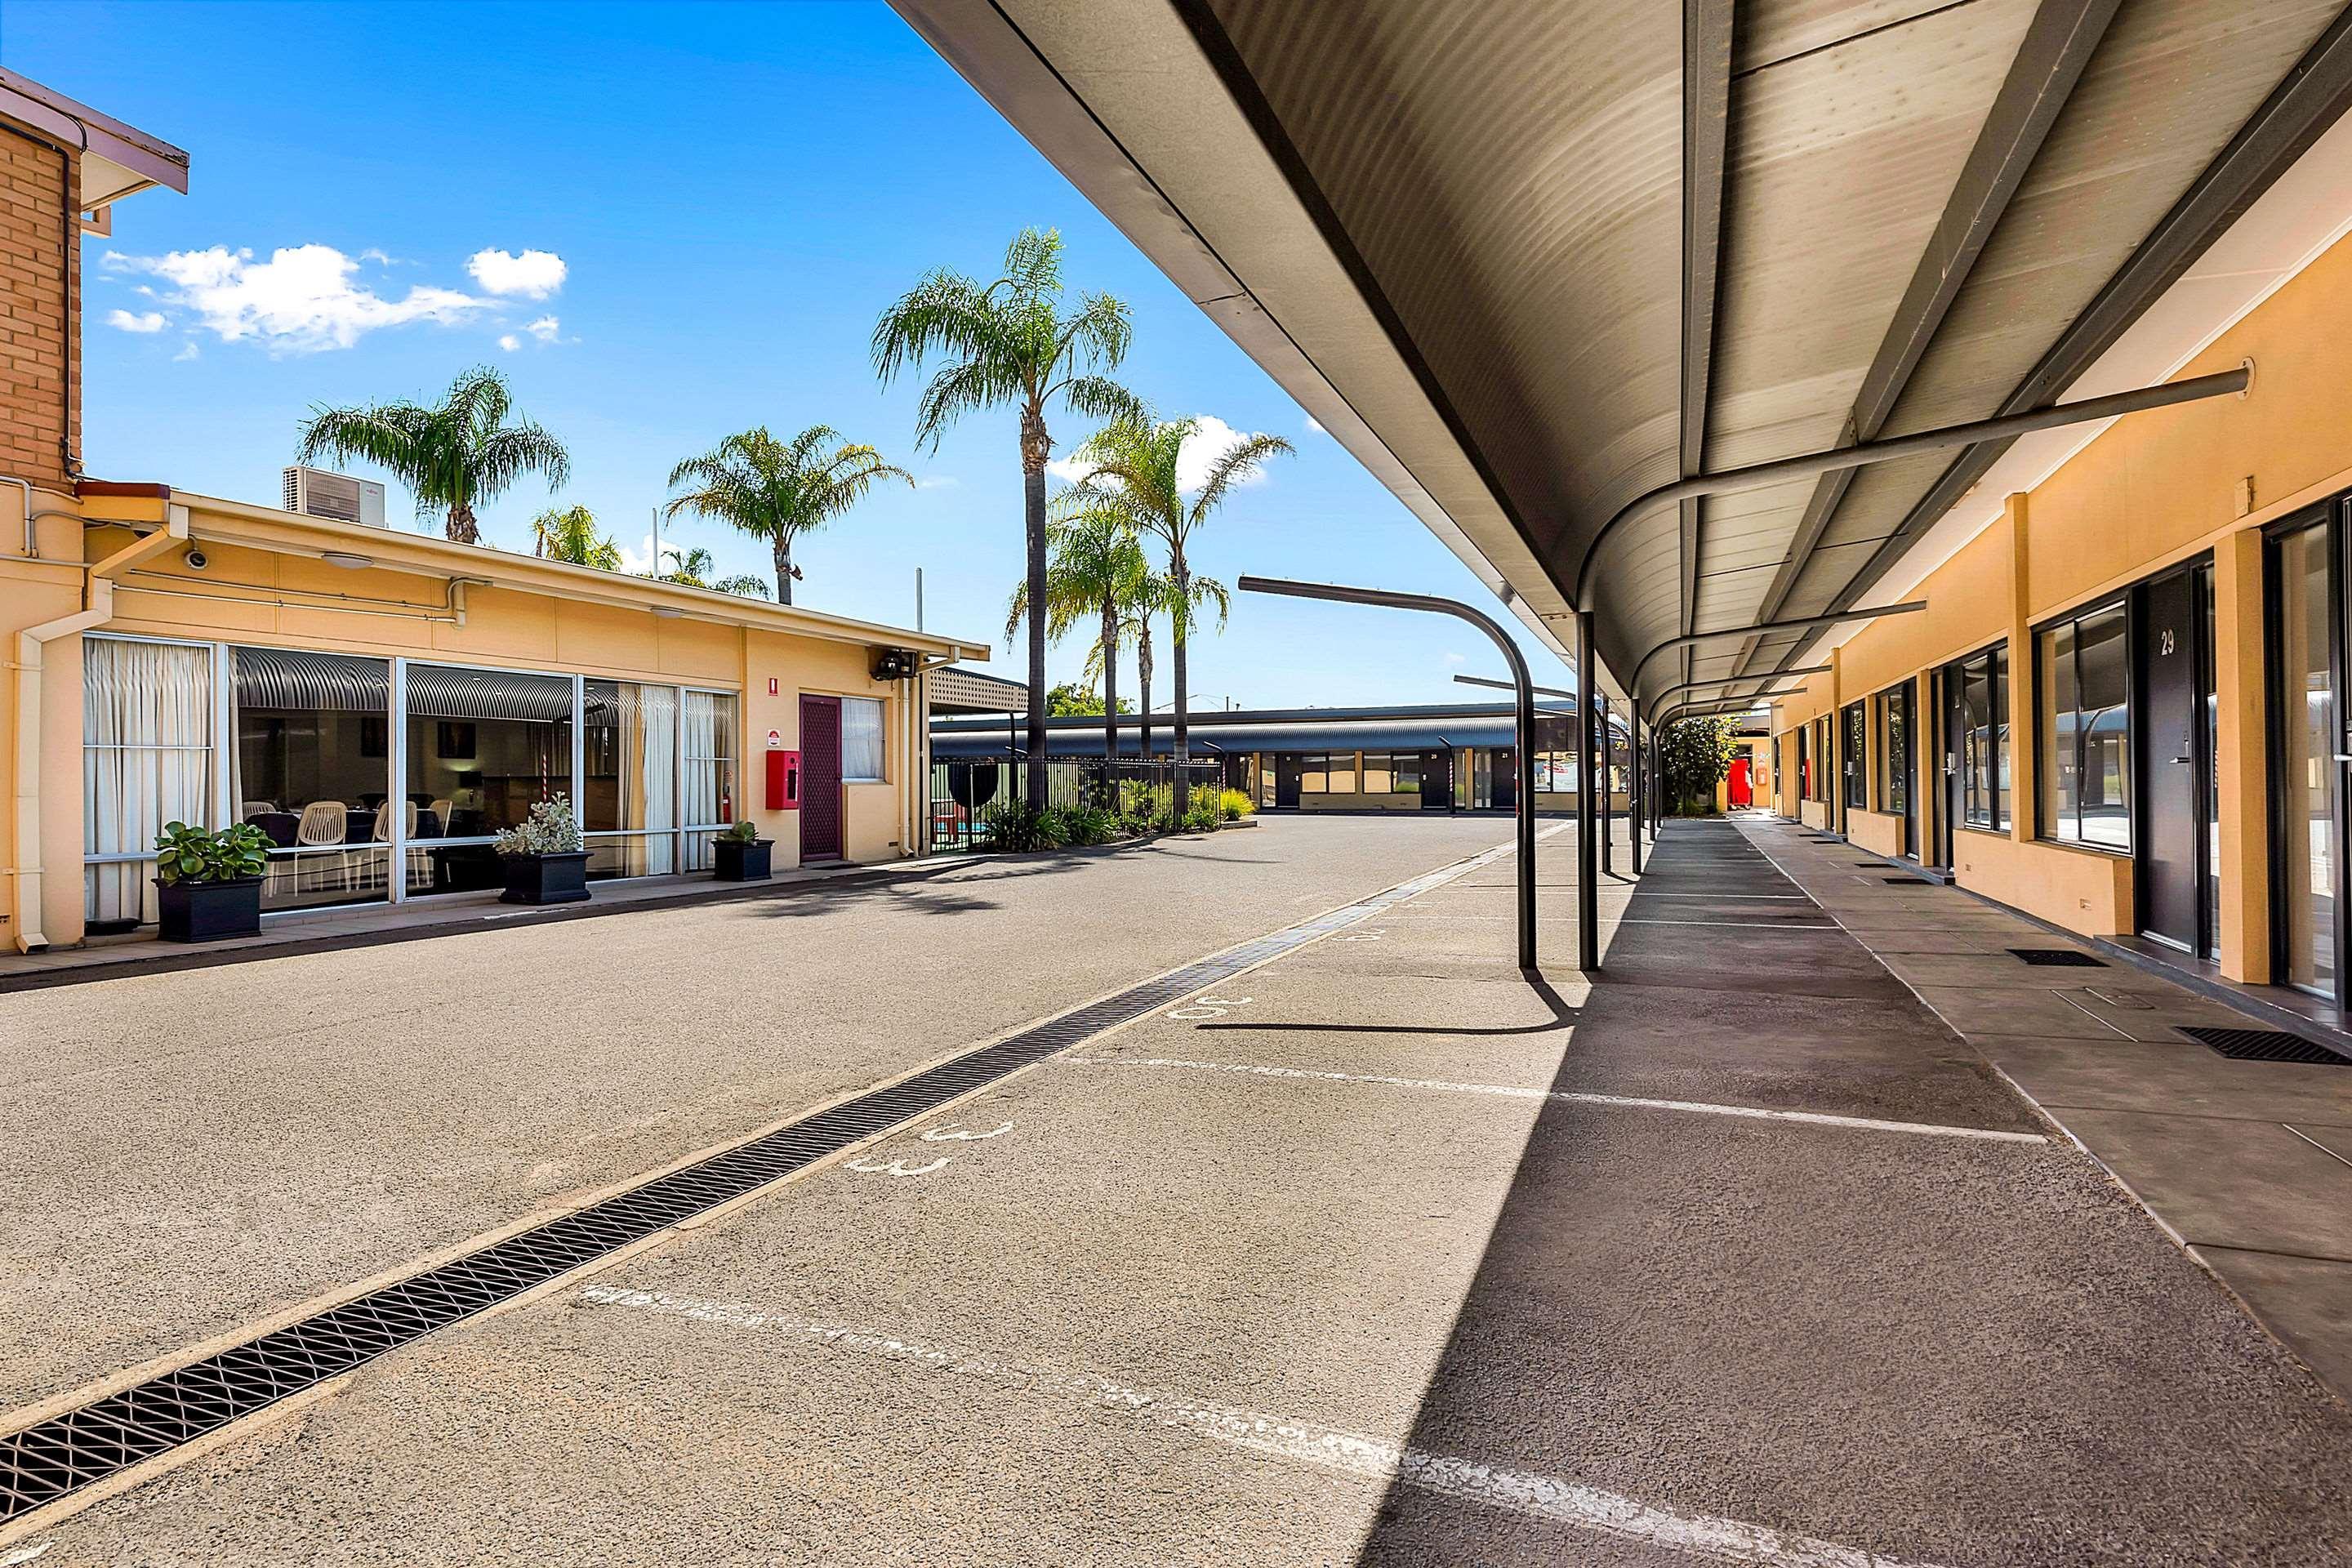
842;696;884;782
234;647;394;911
2276;520;2336;996
85;637;219;926
1299;751;1356;793
2038;601;2129;850
1949;644;2010;830
1363;752;1392;793
1360;752;1420;794
583;680;679;880
1842;702;1867;810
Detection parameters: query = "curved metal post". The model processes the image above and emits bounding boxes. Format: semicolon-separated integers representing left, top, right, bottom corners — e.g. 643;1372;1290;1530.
1575;610;1600;973
1241;576;1539;973
1628;699;1644;874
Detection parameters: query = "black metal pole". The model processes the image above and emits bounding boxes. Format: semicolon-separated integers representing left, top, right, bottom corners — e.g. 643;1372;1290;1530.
1241;575;1539;974
1575;610;1600;973
1628;700;1643;875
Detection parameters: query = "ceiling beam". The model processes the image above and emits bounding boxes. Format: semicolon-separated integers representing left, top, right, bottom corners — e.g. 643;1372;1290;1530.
1678;0;1735;692
1823;4;2352;620
1735;0;2122;677
1630;600;1927;698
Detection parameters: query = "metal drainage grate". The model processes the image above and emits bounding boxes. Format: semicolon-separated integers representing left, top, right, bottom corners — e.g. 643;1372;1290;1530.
1855;861;1896;869
1882;876;1925;884
2009;947;2107;968
0;842;1500;1525
2178;1026;2352;1065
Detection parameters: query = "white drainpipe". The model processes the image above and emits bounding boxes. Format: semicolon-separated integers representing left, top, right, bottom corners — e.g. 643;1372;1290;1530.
11;503;188;952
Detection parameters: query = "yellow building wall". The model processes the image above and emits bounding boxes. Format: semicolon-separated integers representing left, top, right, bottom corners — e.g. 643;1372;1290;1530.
5;499;933;951
1766;221;2352;980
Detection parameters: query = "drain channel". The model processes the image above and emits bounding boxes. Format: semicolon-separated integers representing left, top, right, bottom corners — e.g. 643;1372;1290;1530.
0;840;1518;1525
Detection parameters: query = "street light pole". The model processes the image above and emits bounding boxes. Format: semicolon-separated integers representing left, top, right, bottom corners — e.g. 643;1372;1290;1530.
1241;575;1541;975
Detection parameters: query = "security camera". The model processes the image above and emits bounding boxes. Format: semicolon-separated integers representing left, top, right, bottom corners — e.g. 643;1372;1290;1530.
183;546;207;571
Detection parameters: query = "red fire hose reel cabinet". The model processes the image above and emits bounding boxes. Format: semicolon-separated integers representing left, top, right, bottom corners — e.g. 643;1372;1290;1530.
765;749;802;810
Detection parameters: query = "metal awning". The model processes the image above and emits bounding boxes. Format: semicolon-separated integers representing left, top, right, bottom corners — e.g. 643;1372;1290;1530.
892;0;2352;709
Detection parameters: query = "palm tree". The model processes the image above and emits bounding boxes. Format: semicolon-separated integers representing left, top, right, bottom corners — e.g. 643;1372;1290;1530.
1005;498;1148;764
873;228;1138;807
296;364;570;545
711;572;770;599
530;504;621;570
1068;413;1290;761
663;425;911;608
657;546;715;587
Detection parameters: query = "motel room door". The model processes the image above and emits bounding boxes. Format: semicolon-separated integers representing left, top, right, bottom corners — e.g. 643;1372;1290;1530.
799;695;844;861
1417;750;1454;811
1275;754;1303;808
2134;564;2212;952
1726;757;1752;808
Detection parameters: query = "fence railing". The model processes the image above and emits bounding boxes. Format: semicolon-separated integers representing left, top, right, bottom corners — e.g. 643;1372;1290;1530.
929;758;1226;851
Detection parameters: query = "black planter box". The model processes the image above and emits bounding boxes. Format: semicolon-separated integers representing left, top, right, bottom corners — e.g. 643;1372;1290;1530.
154;876;263;942
499;850;591;905
713;838;773;881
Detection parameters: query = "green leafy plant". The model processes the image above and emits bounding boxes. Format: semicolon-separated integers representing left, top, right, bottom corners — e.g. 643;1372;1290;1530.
979;798;1065;853
493;795;584;857
531;504;622;570
1218;788;1254;822
1659;717;1739;817
153;821;270;885
296;364;570;546
1056;805;1118;846
1181;803;1221;832
721;820;761;844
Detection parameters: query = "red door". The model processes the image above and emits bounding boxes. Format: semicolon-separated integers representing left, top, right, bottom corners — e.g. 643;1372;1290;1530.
1727;756;1753;808
800;695;844;859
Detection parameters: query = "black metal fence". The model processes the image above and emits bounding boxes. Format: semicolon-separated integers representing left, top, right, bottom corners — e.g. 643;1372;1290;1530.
929;757;1226;850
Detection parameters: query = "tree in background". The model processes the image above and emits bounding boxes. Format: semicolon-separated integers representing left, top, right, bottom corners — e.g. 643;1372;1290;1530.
1064;412;1287;764
296;365;570;546
529;504;621;570
664;425;910;608
873;227;1138;808
1659;715;1739;816
1046;682;1133;717
1005;498;1150;764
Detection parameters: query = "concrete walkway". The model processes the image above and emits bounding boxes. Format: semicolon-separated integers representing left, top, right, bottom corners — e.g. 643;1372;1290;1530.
9;817;2351;1564
1744;815;2352;1402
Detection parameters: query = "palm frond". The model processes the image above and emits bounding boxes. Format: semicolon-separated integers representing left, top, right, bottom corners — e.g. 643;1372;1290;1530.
1189;430;1293;521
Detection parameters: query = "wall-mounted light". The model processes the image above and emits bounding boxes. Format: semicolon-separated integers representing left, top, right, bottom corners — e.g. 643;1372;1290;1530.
320;550;373;569
651;605;685;618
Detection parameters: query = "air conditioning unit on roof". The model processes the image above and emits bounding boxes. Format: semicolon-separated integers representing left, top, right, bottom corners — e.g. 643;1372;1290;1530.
282;466;387;528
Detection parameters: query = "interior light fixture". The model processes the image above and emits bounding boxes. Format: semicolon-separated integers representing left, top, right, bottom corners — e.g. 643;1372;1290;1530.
319;550;374;569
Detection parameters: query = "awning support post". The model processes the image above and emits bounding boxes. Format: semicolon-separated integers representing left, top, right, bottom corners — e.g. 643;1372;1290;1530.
1576;610;1600;973
1240;575;1539;975
1628;700;1644;874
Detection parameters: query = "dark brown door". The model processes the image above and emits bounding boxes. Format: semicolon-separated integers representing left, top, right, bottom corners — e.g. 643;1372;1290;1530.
800;695;844;860
2136;570;2203;949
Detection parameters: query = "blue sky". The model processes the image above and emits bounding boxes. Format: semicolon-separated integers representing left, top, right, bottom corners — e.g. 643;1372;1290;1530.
7;0;1575;706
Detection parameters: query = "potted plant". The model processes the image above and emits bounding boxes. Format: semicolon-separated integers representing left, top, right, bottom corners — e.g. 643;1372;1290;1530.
712;819;772;881
153;820;270;942
493;795;590;905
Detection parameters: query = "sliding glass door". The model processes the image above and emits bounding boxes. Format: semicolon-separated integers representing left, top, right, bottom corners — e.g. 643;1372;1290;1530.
2275;515;2340;998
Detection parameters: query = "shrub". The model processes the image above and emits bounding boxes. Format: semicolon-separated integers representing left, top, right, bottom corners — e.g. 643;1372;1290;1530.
721;819;760;844
1058;805;1118;846
1218;788;1254;821
153;820;270;885
494;795;584;857
981;799;1063;852
1181;804;1220;832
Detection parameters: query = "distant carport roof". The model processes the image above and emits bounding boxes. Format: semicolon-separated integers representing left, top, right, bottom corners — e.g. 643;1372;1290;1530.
928;664;1027;714
892;0;2352;713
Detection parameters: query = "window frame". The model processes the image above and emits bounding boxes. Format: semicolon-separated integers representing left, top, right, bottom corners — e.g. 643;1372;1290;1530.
1841;701;1868;812
2034;595;2132;855
1944;641;2011;832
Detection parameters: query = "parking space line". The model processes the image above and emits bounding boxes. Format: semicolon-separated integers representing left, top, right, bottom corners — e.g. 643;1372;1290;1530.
577;1285;1952;1568
1062;1056;2047;1144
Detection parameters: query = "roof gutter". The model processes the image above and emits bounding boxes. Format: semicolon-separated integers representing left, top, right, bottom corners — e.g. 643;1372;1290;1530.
11;497;188;952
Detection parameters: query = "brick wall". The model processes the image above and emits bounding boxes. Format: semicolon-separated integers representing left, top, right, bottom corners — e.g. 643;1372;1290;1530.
0;117;78;490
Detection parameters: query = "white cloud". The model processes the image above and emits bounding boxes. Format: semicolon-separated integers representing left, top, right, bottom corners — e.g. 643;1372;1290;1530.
172;341;199;363
1047;414;1276;493
106;309;167;333
617;531;658;575
1306;414;1327;434
497;333;521;352
524;314;561;343
914;474;959;490
104;245;483;354
467;247;567;298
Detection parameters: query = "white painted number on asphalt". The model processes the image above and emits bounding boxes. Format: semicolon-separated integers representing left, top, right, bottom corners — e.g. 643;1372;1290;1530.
845;1156;953;1178
1168;995;1252;1020
919;1121;1013;1142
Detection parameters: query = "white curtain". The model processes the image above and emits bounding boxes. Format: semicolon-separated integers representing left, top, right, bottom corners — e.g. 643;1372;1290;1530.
84;638;216;924
621;683;679;875
681;691;738;870
842;697;884;782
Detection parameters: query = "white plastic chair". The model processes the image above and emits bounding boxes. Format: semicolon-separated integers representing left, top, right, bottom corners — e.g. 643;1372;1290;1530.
368;800;432;890
293;800;350;893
